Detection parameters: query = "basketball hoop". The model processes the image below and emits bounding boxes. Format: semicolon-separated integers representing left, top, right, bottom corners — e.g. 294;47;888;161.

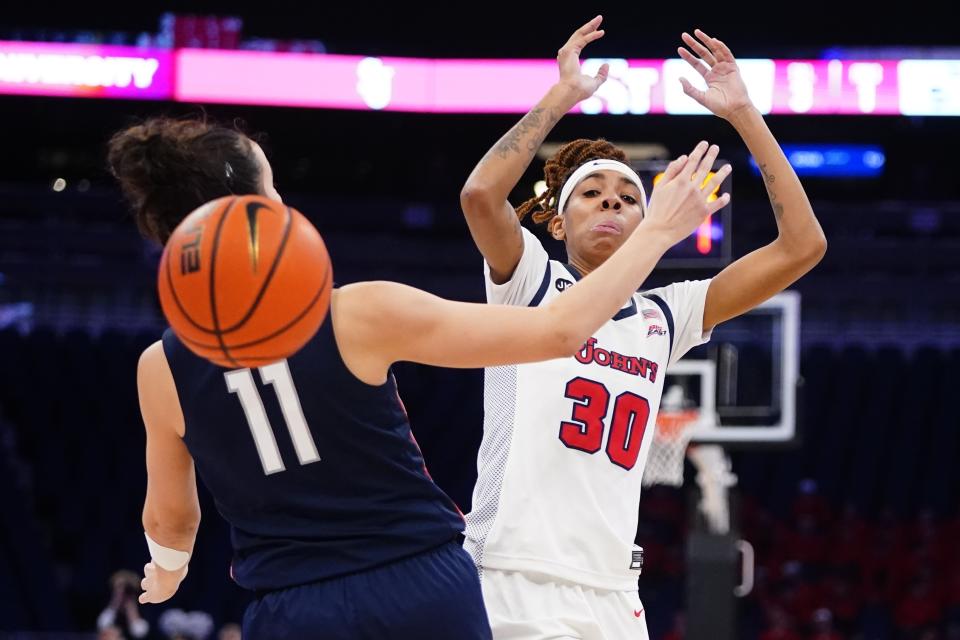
643;409;739;534
643;380;739;534
642;408;700;488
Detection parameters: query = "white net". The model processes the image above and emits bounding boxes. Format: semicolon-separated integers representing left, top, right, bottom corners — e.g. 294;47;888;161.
688;444;738;534
642;383;739;534
642;410;699;487
642;385;700;487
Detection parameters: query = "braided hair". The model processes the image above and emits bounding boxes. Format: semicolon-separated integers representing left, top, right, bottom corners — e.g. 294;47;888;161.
516;138;629;226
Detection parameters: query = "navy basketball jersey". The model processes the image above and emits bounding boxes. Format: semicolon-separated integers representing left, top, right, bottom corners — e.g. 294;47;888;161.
161;314;465;591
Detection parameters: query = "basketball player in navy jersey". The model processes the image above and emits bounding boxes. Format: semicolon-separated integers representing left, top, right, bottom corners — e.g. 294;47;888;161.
107;117;729;639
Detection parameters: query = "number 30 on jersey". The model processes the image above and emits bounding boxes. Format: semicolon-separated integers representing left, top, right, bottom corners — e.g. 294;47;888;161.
558;377;650;471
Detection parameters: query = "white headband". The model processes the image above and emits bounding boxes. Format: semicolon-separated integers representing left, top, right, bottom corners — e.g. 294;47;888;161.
555;159;647;216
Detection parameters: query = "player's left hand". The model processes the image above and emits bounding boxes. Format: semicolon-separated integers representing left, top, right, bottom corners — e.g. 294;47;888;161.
139;561;188;604
677;29;754;121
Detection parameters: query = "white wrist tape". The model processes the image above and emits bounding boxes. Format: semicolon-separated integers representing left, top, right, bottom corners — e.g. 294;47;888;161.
145;532;191;571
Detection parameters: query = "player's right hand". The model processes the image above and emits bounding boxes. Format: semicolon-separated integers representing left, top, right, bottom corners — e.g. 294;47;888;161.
556;15;609;101
139;561;188;604
643;141;732;245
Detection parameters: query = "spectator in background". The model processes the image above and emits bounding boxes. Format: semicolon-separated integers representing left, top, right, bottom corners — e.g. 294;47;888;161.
777;562;822;628
759;605;803;640
158;608;215;640
97;626;124;640
97;570;149;639
218;623;241;640
895;575;944;633
817;569;861;634
808;608;843;640
791;479;831;527
827;506;867;573
785;513;828;566
662;612;685;640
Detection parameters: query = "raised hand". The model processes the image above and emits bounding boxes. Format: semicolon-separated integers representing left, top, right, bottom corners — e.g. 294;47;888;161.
644;141;732;244
677;29;754;121
556;15;610;102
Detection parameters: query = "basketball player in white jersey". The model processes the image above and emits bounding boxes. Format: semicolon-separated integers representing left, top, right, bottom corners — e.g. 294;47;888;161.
460;18;827;639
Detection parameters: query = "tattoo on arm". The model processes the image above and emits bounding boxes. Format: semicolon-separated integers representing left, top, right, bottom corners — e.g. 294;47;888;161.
489;107;560;161
758;162;785;221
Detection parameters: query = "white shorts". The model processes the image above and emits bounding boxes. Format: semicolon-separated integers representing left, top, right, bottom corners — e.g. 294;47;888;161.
480;568;649;640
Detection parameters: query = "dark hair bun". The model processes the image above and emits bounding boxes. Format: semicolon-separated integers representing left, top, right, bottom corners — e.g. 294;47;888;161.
107;117;264;245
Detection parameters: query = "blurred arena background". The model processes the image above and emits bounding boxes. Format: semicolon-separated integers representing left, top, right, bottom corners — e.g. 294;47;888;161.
0;3;958;639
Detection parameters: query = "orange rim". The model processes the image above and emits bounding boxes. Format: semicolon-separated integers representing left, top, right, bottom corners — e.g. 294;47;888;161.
655;410;700;440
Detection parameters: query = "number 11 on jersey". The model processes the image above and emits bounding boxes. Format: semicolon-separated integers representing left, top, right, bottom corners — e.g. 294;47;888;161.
225;361;320;475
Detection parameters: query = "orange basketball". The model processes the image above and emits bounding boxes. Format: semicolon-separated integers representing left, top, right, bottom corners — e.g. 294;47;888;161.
157;195;332;368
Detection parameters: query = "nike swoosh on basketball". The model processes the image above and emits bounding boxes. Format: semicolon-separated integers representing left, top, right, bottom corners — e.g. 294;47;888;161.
246;201;270;272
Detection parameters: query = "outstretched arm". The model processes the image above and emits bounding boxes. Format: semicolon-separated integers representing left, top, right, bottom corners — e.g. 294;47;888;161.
460;15;610;283
338;144;732;384
677;29;827;329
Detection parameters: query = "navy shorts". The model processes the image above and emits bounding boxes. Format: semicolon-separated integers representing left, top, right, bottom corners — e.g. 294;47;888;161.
242;540;491;639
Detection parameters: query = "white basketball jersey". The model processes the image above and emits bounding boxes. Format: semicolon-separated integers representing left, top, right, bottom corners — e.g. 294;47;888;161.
464;228;713;591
